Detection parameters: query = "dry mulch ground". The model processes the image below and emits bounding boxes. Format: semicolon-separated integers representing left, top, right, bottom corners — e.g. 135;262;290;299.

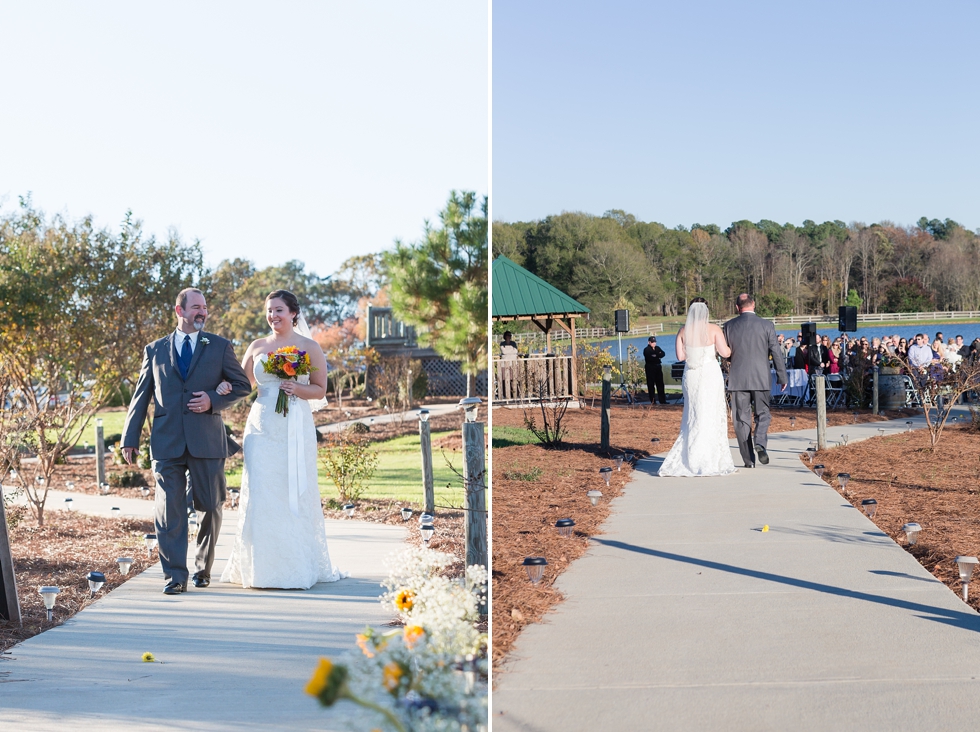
1;511;154;654
806;419;980;611
490;402;919;674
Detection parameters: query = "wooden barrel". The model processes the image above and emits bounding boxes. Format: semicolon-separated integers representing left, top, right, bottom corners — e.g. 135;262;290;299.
879;372;906;410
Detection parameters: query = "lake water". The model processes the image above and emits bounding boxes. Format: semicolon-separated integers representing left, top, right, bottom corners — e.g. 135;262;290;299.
571;322;980;365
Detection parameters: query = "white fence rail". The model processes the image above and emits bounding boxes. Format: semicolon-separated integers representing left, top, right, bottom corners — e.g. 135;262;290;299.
512;322;664;345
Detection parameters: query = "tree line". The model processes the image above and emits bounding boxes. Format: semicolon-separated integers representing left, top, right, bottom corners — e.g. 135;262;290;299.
493;211;980;325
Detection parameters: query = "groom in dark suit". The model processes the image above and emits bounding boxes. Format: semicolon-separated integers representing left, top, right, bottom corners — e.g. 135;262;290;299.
724;294;787;468
122;288;251;594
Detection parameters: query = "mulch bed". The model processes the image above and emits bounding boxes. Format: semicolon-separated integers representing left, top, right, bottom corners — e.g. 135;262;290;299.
1;511;155;654
805;420;980;611
490;403;919;674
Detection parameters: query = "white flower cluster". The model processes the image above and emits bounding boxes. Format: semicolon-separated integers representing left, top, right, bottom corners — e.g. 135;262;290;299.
382;548;487;657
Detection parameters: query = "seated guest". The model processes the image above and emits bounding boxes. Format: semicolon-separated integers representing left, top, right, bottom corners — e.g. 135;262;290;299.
896;338;908;359
794;342;808;371
908;334;934;370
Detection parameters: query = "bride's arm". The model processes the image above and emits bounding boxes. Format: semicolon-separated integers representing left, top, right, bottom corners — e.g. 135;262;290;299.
241;343;259;389
714;325;732;358
675;327;687;362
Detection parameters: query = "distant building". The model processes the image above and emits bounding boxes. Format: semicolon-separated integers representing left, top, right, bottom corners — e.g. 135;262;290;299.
365;306;487;397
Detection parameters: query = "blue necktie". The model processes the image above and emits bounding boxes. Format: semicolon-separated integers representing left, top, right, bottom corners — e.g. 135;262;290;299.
178;335;192;379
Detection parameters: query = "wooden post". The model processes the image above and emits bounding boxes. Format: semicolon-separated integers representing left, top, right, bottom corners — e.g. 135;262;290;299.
872;368;879;415
601;366;611;452
569;317;579;399
462;421;487;570
0;493;22;626
95;419;106;489
816;375;827;451
419;416;434;515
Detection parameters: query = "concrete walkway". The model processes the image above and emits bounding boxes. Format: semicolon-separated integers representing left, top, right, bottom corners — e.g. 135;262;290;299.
1;493;406;731
494;413;980;731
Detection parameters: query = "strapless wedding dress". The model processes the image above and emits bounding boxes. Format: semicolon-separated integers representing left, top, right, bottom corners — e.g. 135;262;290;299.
221;356;345;588
658;344;737;477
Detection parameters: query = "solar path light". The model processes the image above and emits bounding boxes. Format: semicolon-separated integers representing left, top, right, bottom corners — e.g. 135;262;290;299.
459;397;482;423
861;498;877;519
587;490;602;506
837;473;850;491
86;571;105;597
555;518;575;538
401;506;413;521
38;586;59;621
116;557;134;575
522;557;547;584
420;523;435;545
229;488;240;508
64;497;73;511
343;503;355;518
813;464;825;479
144;534;157;556
614;455;624;471
902;523;922;546
954;556;979;601
599;467;612;487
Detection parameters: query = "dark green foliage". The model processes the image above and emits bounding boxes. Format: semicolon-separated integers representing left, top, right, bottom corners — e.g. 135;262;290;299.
884;278;935;312
108;469;145;487
756;293;795;317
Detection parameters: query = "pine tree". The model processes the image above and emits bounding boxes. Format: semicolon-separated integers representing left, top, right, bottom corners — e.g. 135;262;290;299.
384;191;488;396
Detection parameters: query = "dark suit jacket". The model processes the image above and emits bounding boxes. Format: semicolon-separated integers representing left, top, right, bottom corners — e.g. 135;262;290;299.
122;331;251;460
723;311;787;391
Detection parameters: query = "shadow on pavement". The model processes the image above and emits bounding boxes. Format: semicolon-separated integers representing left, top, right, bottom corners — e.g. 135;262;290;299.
593;537;980;633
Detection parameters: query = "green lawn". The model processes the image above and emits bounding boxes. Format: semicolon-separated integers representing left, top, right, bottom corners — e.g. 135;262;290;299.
491;425;540;449
76;410;128;448
225;430;471;507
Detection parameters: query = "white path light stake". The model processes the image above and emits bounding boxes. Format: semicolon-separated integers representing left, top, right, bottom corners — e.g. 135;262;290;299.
141;486;150;498
955;556;979;601
861;498;877;519
64;497;73;511
343;503;355;518
522;557;547;584
38;586;59;621
420;523;435;545
813;464;825;479
66;481;75;491
790;416;797;428
614;455;624;471
587;490;602;506
116;557;134;575
837;473;850;491
902;523;921;546
229;488;240;508
906;421;913;432
599;467;612;487
111;507;121;518
144;534;157;556
86;571;105;597
401;506;413;521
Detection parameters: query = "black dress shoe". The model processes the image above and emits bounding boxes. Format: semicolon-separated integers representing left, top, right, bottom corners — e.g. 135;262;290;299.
743;462;755;468
163;580;186;595
192;573;210;588
756;446;770;465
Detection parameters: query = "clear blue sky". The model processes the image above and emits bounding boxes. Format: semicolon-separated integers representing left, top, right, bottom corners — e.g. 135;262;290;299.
0;2;488;277
492;1;979;231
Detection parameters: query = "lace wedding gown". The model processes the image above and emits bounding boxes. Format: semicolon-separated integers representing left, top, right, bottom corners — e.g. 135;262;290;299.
221;356;345;589
658;344;737;477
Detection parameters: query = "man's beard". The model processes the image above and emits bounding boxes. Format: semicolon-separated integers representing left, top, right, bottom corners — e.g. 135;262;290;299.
193;317;206;331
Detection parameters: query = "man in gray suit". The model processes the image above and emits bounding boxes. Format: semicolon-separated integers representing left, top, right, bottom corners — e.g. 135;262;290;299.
122;288;251;595
723;294;787;468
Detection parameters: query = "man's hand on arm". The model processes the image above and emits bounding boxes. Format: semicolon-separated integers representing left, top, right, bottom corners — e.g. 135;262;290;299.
188;391;212;413
122;447;138;465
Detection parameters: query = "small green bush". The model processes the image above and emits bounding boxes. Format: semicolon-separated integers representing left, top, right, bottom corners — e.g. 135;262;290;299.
108;469;146;487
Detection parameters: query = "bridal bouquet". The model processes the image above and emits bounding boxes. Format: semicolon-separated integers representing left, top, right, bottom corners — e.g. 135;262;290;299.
263;346;317;416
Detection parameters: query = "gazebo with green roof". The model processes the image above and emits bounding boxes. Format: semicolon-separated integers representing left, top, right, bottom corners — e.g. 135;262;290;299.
492;255;590;403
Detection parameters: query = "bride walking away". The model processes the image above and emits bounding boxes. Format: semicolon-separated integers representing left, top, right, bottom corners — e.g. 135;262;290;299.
659;297;737;477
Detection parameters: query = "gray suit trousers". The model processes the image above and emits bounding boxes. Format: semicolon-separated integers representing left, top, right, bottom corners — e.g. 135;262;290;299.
731;390;772;467
153;450;225;584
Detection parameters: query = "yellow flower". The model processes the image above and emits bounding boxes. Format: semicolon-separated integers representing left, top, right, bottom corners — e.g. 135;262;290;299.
142;652;155;662
403;625;425;649
382;662;404;693
356;633;375;658
394;589;414;612
304;657;350;706
762;525;769;532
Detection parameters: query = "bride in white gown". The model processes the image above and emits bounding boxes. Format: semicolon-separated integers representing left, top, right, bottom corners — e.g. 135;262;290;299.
658;298;737;477
219;290;345;589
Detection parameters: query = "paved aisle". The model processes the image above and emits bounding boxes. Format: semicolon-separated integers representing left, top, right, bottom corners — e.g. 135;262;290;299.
494;416;980;731
0;497;405;731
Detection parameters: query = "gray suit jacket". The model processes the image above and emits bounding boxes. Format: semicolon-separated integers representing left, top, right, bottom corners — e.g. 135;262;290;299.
122;332;252;460
723;312;787;392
